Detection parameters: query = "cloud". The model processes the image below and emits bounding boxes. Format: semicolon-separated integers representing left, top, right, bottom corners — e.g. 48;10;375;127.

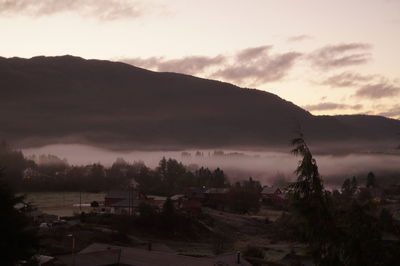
212;51;302;85
122;55;225;75
309;43;372;70
354;80;400;99
320;71;400;101
287;35;313;42
0;0;151;20
321;72;375;88
378;105;400;119
236;45;272;61
121;46;302;86
303;102;363;111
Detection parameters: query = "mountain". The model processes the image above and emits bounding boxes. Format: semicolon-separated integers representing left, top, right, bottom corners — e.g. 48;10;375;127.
0;55;399;151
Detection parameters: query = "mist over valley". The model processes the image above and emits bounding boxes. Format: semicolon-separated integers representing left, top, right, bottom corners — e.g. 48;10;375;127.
22;144;400;188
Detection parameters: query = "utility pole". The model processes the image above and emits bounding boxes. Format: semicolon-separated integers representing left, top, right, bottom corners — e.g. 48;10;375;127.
131;185;134;216
128;188;132;215
72;235;76;266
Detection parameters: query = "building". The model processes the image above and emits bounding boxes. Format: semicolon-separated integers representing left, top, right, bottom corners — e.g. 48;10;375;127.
54;242;252;266
261;186;286;206
204;188;230;210
104;190;151;214
185;187;205;201
170;194;202;213
357;187;385;203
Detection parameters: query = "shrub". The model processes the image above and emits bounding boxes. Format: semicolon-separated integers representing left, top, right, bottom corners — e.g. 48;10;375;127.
242;245;265;259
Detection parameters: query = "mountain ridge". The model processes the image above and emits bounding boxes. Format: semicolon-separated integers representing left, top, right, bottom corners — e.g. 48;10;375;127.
0;55;399;151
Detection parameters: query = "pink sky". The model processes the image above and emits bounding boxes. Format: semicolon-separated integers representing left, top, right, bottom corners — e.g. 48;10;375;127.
1;0;399;118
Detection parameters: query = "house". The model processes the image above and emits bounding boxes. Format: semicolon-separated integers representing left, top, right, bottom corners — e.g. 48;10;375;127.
170;194;185;208
384;185;400;198
170;194;202;213
170;194;185;202
54;242;252;266
185;187;205;201
357;187;385;202
261;186;283;195
104;190;151;214
261;186;286;206
23;167;41;179
146;195;168;209
204;188;230;210
181;198;202;213
104;190;130;206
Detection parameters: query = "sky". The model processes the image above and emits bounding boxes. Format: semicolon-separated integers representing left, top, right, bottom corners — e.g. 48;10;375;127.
1;0;399;119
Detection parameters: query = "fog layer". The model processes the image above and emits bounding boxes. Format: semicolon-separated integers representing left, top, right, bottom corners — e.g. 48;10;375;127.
22;144;400;187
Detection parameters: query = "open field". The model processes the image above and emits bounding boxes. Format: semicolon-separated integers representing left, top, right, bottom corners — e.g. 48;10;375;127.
23;192;105;217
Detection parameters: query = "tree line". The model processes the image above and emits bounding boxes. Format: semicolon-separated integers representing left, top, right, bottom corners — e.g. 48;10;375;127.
0;142;231;194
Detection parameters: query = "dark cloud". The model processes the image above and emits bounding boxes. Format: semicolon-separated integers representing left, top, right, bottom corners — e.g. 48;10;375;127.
122;55;225;75
287;35;313;42
0;0;149;20
354;80;400;99
303;102;363;111
309;43;372;70
321;72;375;88
121;46;302;85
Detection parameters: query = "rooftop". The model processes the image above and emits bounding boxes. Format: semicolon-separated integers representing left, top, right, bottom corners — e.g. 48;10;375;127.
56;242;251;266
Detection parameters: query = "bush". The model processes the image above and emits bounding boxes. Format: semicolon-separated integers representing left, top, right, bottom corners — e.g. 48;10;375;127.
242;245;265;259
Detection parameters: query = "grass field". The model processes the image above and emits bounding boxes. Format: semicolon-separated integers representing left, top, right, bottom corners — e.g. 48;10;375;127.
23;192;105;217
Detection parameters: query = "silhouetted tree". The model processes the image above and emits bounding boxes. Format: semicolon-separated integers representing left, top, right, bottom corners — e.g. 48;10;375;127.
0;141;35;188
242;177;262;191
341;176;358;199
285;134;398;265
160;197;176;232
0;168;39;265
195;167;213;187
287;134;337;264
379;208;397;234
211;168;228;188
366;172;377;188
137;202;157;226
339;202;383;266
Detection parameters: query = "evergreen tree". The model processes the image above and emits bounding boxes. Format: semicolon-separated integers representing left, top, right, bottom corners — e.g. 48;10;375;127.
161;197;176;232
287;134;337;264
0;168;39;265
286;135;396;265
366;172;377;188
341;178;352;198
212;168;227;188
351;176;358;193
341;176;357;199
